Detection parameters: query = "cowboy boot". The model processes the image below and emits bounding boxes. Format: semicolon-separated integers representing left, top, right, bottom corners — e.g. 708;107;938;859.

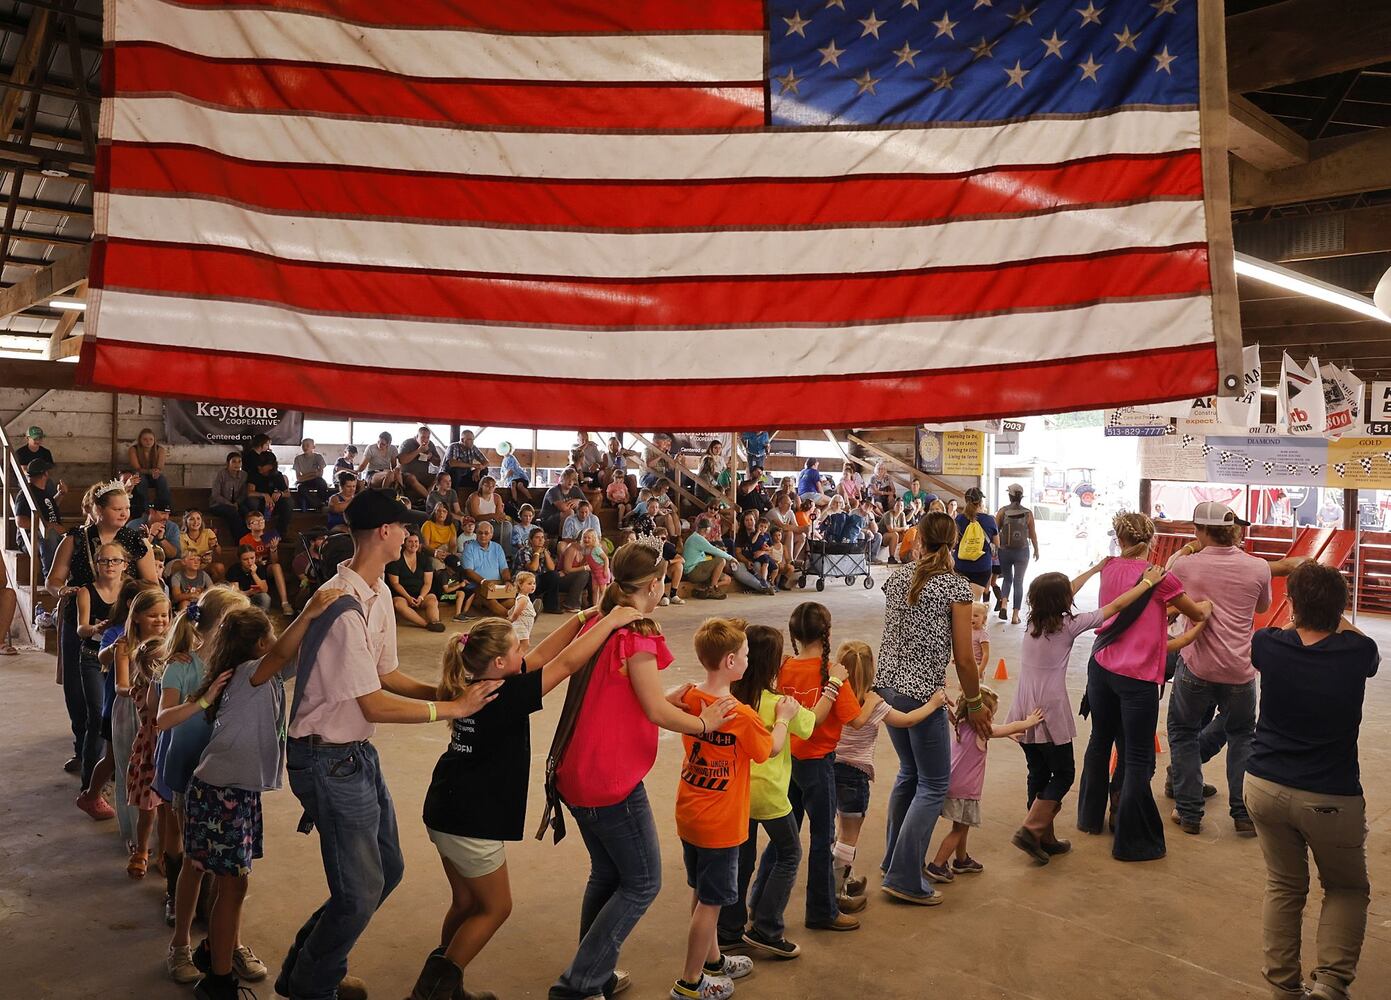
406;952;462;1000
1041;800;1072;856
1011;799;1055;864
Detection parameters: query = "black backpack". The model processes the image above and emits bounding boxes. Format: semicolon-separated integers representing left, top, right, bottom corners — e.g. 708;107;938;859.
1001;510;1030;550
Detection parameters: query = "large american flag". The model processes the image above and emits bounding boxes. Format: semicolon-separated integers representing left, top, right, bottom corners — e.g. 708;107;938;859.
83;0;1237;429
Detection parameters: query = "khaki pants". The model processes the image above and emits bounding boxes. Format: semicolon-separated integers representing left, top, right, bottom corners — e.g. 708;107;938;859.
1244;774;1369;999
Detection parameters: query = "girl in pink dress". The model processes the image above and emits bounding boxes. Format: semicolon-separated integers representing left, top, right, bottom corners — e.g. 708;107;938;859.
924;689;1042;883
579;528;611;592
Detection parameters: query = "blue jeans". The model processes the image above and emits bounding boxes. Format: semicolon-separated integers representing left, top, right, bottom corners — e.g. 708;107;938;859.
728;560;769;593
720;812;801;941
879;690;950;898
1166;660;1257;824
788;754;840;924
998;547;1030;611
280;740;404;1000
550;783;661;1000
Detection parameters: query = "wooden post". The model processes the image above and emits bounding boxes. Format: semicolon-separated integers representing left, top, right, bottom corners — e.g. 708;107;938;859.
109;392;119;477
529;427;538;482
1138;478;1153;518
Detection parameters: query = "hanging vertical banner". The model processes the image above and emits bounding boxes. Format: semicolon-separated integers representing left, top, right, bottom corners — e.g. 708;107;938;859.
1278;353;1324;436
1216;343;1263;427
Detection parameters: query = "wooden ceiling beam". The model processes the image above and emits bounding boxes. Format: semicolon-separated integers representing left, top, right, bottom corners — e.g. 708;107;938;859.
1243;319;1391;347
1235;205;1391;263
0;356;78;389
1227;0;1391;94
1231;127;1391;210
0;243;87;319
1228;95;1309;171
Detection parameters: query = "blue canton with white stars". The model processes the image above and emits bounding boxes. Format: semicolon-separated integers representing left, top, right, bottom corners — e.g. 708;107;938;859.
768;0;1198;126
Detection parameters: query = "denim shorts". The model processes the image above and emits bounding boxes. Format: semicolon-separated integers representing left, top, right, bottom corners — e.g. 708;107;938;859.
834;762;871;816
682;840;739;906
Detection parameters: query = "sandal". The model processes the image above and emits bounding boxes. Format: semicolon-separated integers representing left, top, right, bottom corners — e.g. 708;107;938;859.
0;644;18;655
128;849;150;880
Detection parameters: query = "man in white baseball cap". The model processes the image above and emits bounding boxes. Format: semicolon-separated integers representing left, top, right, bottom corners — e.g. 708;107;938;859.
1165;501;1272;837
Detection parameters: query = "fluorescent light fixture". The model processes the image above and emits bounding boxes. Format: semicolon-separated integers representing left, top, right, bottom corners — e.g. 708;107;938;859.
48;298;86;311
1235;253;1390;324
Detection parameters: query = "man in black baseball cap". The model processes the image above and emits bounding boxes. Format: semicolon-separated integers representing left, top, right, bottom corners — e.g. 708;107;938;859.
278;488;490;1000
16;457;64;574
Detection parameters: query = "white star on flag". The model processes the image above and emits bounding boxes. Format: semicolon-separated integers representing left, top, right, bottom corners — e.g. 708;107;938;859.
853;68;881;94
894;42;921;66
1078;54;1103;82
1003;59;1029;87
818;40;846;66
1041;31;1068;58
1153;47;1177;73
930;66;956;90
1076;2;1103;26
933;12;958;37
859;11;887;37
1009;4;1037;25
784;11;811;36
1113;25;1141;51
970;35;998;59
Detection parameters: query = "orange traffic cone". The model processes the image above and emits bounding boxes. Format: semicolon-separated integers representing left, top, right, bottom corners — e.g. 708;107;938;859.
1154;731;1164;754
993;658;1009;681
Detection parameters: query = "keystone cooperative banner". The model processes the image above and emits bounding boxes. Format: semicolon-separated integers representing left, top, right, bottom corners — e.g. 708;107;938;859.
164;400;304;447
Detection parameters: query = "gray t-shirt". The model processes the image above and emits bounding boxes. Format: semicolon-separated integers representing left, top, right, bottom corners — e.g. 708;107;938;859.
363;443;398;474
172;569;213;594
193;657;294;792
293;452;326;482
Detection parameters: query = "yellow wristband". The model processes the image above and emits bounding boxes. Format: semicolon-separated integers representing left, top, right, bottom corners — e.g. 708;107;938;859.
427;701;437;723
197;696;211;710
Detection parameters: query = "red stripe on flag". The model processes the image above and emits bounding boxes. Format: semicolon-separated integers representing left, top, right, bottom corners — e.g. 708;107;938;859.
95;241;1212;328
110;44;765;130
163;0;767;32
107;144;1204;229
83;339;1218;430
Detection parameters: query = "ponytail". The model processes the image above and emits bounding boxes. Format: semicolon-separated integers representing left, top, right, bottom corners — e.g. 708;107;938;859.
908;511;958;604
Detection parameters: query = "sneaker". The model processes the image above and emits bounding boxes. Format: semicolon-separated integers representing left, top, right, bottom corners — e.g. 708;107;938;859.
716;934;747;954
668;595;685;605
923;862;955;884
837;892;867;914
741;927;800;959
232;945;268;981
612;969;632;995
167;945;201;985
1233;817;1257;838
707;955;752;980
950;856;984;875
76;790;115;821
805;912;861;930
281;602;295;616
671;975;734;1000
1170;808;1202;835
880;885;942;907
63;755;81;774
426;621;446;632
659;596;670;606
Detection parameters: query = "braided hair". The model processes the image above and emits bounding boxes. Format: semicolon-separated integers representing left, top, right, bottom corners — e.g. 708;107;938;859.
788;601;832;683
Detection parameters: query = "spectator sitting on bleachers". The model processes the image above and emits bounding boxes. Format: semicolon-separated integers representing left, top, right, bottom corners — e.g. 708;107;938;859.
880;497;909;565
540;467;585;537
179;510;224;581
239;510;293;615
856;497;885;562
457;519;513;618
513;524;588;615
14;424;53;469
422;503;460;569
398;425;441;502
334;444;357;477
292;437;329;511
247;450;293;538
571;431;605;488
838;462;864;506
734;509;777;594
456;515;477;546
560;499;602;557
738;465;772;514
466;475;512;553
359;431;403;489
696;440;729;503
15;457;64;576
767;526;796;590
169;550;212;612
767;491;808;565
126;427;173;520
650;481;682;536
602;435;638;496
606;473;631;525
445;428;489;493
208;451;253;539
682;516;732;599
798;457;828;504
224;544;272;610
426;471;465;530
496;441;530;514
868;462;896;509
387;531;444;631
325;471;359;533
510;504;539;549
640;433;679;490
137;503;181;566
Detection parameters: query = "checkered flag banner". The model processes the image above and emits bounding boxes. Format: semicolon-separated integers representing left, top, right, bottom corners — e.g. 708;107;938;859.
1220;450;1233;462
1241;456;1253;471
1180;434;1196;448
1286;464;1298;474
1263;461;1276;475
1360;457;1375;474
1383;451;1391;464
1201;444;1213;457
1333;463;1347;478
1309;464;1322;476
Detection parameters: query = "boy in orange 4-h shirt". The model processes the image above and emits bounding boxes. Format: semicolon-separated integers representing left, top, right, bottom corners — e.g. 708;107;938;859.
674;618;777;1000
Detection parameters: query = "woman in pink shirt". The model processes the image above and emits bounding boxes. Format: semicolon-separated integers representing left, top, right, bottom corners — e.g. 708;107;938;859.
1076;513;1211;862
543;543;736;1000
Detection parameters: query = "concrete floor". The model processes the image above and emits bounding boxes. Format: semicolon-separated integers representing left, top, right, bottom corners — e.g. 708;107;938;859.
2;572;1389;1000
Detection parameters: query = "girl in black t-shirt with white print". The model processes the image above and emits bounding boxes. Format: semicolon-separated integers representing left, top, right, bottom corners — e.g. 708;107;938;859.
411;606;644;1000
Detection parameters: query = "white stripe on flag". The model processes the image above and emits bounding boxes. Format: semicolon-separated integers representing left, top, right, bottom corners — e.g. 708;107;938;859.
91;289;1213;381
108;99;1200;181
102;193;1207;279
112;0;763;83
